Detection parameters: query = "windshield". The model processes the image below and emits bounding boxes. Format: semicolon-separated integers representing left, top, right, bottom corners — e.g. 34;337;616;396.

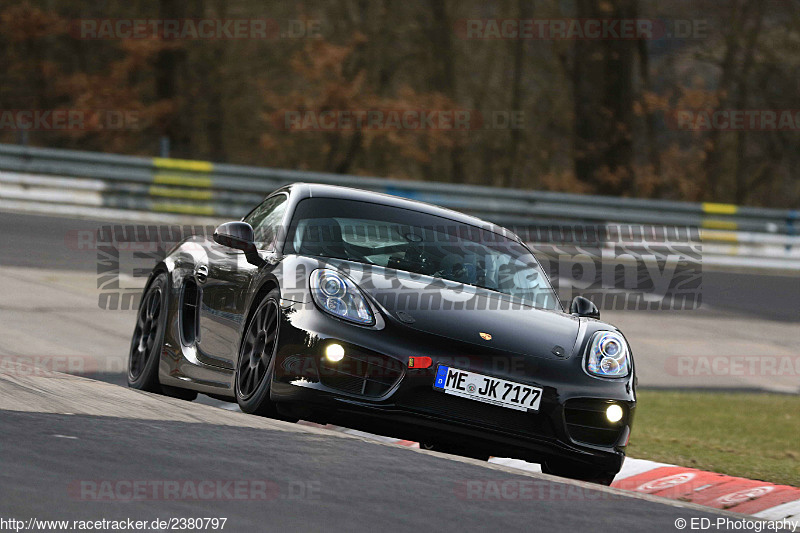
284;197;560;310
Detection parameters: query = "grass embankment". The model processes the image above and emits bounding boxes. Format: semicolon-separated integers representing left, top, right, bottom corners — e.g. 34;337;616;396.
627;390;799;487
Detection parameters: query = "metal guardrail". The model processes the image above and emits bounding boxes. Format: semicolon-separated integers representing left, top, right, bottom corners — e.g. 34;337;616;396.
0;143;798;270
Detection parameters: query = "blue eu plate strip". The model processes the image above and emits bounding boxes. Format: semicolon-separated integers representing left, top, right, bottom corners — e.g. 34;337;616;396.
434;365;449;389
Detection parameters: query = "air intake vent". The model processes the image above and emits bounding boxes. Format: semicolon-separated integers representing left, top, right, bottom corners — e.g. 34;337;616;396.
180;280;200;345
318;351;404;398
397;390;552;437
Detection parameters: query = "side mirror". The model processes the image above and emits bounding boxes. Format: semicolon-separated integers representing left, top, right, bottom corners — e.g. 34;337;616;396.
213;222;264;267
570;296;599;319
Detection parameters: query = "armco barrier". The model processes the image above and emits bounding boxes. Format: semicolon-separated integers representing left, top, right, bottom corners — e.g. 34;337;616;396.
0;143;797;270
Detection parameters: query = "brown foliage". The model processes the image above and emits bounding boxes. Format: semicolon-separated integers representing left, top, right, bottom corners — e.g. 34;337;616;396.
0;0;797;207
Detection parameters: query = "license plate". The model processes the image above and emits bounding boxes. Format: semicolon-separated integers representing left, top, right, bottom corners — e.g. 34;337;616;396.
433;365;542;412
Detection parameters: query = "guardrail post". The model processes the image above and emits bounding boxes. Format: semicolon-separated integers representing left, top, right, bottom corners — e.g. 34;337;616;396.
159;136;170;158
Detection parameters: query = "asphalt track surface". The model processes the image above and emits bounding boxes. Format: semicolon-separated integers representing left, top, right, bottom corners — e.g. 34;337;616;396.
0;388;755;533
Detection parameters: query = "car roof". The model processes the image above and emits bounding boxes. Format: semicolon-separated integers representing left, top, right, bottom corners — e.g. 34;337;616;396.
280;182;521;242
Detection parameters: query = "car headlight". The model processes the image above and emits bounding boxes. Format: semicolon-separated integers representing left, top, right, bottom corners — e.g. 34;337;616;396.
310;269;374;325
586;331;630;378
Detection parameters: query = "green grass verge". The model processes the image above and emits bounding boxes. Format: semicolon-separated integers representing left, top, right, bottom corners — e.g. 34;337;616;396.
627;390;800;487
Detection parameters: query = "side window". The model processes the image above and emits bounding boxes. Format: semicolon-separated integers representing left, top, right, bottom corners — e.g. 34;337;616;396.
244;195;287;249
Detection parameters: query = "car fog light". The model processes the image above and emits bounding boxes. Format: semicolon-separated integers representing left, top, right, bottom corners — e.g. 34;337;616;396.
606;404;623;423
325;343;345;362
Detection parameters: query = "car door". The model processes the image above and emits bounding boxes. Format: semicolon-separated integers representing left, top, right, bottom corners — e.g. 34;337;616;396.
195;194;288;369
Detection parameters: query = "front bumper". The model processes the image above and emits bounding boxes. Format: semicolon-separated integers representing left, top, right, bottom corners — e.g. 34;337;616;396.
270;300;636;472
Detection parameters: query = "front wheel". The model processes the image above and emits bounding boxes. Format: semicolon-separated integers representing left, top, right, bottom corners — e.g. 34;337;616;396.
541;458;617;486
235;289;295;421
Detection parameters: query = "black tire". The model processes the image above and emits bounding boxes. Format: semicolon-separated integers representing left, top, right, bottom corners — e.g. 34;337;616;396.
541;458;617;486
127;272;197;401
420;442;490;461
128;273;169;392
235;289;295;421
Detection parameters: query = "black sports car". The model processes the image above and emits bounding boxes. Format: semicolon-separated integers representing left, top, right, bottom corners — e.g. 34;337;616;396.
128;183;636;484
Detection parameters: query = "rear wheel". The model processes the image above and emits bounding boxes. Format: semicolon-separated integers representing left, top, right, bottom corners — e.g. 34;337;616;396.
127;272;197;400
128;273;168;392
420;442;490;461
541;458;617;486
235;289;296;421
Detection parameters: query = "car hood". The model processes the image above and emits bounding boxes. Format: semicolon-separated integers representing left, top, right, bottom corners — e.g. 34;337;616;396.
330;262;581;361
